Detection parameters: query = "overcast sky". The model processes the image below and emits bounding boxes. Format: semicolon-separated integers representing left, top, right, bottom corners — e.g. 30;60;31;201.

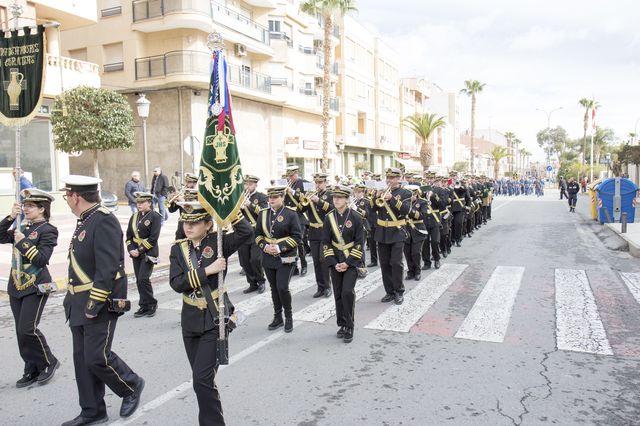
355;0;640;161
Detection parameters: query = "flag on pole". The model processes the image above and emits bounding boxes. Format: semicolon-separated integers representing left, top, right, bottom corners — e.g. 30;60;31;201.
591;107;597;131
198;34;244;227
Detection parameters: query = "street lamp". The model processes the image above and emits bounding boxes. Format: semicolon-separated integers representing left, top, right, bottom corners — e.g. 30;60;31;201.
136;93;151;190
634;116;640;145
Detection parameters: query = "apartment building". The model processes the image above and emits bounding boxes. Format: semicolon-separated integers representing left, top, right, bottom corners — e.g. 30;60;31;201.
0;0;100;210
60;0;340;195
398;77;429;172
334;15;399;177
460;129;508;177
423;88;461;174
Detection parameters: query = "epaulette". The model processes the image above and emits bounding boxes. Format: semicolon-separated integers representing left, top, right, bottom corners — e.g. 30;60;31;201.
286;206;297;212
172;238;189;246
98;207;111;215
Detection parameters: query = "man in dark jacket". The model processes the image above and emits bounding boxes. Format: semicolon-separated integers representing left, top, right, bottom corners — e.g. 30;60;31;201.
567;177;580;213
124;171;145;214
150;167;169;223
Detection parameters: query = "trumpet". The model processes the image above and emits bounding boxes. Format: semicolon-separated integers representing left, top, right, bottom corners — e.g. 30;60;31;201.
300;190;318;207
375;186;392;207
166;187;183;206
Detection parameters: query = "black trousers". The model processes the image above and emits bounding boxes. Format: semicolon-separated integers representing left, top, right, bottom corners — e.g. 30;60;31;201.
452;211;465;243
378;242;405;296
466;212;475;235
487;204;492;219
10;293;55;375
422;225;441;264
440;219;451;253
310;240;330;290
560;188;568;199
330;267;357;328
133;257;156;308
298;225;308;269
403;237;423;276
238;243;265;286
183;329;225;426
71;319;139;418
265;264;295;318
568;194;578;208
475;210;482;227
481;206;489;223
367;231;378;264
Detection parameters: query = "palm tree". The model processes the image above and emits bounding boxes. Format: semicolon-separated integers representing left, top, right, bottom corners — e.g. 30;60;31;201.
301;0;357;173
459;79;486;173
490;146;510;179
519;148;527;175
403;113;447;172
578;98;600;170
503;131;516;173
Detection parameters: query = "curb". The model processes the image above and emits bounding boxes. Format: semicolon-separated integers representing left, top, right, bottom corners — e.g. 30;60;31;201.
604;223;640;257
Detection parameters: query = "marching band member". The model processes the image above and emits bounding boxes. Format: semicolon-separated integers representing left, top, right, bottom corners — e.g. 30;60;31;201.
255;186;303;333
168;173;199;239
420;180;443;270
0;188;59;388
322;185;364;343
126;191;162;317
403;185;428;281
283;165;309;277
169;201;252;425
353;183;371;268
451;179;472;247
373;168;411;305
302;173;333;298
239;175;268;294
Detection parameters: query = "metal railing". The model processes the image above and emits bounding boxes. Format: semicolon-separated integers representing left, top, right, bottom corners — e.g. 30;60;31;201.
135;50;210;79
227;63;271;93
101;6;122;17
298;45;315;55
270;31;293;47
210;2;270;45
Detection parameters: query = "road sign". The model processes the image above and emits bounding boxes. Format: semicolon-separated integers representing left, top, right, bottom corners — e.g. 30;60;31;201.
546;165;553;172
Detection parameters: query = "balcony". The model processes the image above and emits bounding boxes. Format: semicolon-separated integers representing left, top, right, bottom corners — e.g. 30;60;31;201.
298;45;316;55
227;63;272;94
43;54;100;96
135;50;210;80
211;2;270;46
270;32;293;48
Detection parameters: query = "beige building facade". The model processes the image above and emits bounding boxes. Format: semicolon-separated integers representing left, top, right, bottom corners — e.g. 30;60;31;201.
0;0;100;210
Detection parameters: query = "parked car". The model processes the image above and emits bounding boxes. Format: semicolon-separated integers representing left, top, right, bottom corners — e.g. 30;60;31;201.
101;190;118;212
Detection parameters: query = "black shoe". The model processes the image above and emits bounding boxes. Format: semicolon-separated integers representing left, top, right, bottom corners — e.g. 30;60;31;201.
343;327;353;343
468;233;472;238
414;273;421;281
312;289;324;298
381;294;394;303
394;294;404;305
455;242;462;247
243;285;259;294
442;251;448;258
300;267;307;277
422;263;431;270
434;260;441;269
284;317;293;333
16;372;38;388
404;273;415;280
239;269;246;276
257;282;266;294
61;414;109;426
336;326;345;338
146;305;157;318
133;307;148;318
120;377;145;418
447;248;452;254
292;267;300;276
323;288;332;298
37;358;60;385
268;315;284;330
367;262;378;267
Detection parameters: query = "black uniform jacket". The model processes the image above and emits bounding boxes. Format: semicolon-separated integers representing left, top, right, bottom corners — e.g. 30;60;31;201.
405;198;429;242
302;189;334;241
254;206;303;269
126;210;162;258
63;204;128;326
451;187;472;213
0;217;58;298
242;191;269;228
322;208;365;268
285;178;310;226
355;197;371;232
373;186;411;244
169;215;252;334
567;182;580;195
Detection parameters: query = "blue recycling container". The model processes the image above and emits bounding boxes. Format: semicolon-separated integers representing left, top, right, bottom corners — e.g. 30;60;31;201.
595;178;638;224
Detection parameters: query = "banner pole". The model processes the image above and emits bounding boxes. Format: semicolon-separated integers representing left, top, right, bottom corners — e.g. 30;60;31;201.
216;223;229;364
14;125;22;286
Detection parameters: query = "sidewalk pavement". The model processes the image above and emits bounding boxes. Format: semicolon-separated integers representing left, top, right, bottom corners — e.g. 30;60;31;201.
0;207;184;293
605;223;640;257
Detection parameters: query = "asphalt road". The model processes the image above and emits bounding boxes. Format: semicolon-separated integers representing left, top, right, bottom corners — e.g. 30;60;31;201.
1;190;639;426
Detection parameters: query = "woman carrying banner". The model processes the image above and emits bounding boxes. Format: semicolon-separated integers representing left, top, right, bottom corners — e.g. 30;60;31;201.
254;186;303;333
0;188;59;387
169;201;252;425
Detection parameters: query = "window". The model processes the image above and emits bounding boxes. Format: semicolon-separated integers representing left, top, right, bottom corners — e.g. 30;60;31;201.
0;6;7;29
356;81;365;99
357;112;366;135
346;38;356;61
347;113;357;136
268;20;281;32
346;76;356;99
103;42;123;72
69;48;88;62
100;0;122;17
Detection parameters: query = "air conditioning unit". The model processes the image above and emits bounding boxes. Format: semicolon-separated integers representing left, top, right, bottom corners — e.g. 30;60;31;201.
313;39;323;50
314;76;323;87
234;44;247;57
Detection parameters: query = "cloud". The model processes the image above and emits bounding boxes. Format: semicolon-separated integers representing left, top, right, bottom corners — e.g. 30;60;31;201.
510;27;589;51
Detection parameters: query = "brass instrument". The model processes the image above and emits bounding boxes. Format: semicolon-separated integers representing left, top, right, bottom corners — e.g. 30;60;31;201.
375;186;392;207
300;190;318;207
165;186;183;206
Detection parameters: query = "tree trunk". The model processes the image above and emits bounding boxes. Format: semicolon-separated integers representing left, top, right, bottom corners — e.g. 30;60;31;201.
581;110;588;171
321;14;332;173
419;136;431;173
494;160;500;180
470;94;475;173
92;149;100;179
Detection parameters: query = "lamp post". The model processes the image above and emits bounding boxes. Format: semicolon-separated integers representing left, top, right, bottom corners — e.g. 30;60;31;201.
536;106;563;178
634;116;640;145
136;93;151;190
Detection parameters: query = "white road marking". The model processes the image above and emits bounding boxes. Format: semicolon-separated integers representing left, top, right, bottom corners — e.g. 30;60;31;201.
620;272;640;305
364;263;468;333
555;268;613;355
109;324;299;425
293;269;383;323
455;266;525;343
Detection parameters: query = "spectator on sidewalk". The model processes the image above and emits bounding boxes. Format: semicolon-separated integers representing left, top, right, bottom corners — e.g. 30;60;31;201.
580;176;587;193
567;177;580;213
124;171;145;214
150;167;169;224
559;176;568;200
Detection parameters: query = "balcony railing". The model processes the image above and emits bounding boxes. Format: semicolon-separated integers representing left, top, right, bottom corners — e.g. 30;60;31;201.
227;63;271;93
132;0;270;45
298;45;315;55
315;56;339;75
270;31;293;47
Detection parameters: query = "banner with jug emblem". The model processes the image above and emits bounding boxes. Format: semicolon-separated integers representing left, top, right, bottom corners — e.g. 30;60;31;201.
197;45;244;227
0;25;45;127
